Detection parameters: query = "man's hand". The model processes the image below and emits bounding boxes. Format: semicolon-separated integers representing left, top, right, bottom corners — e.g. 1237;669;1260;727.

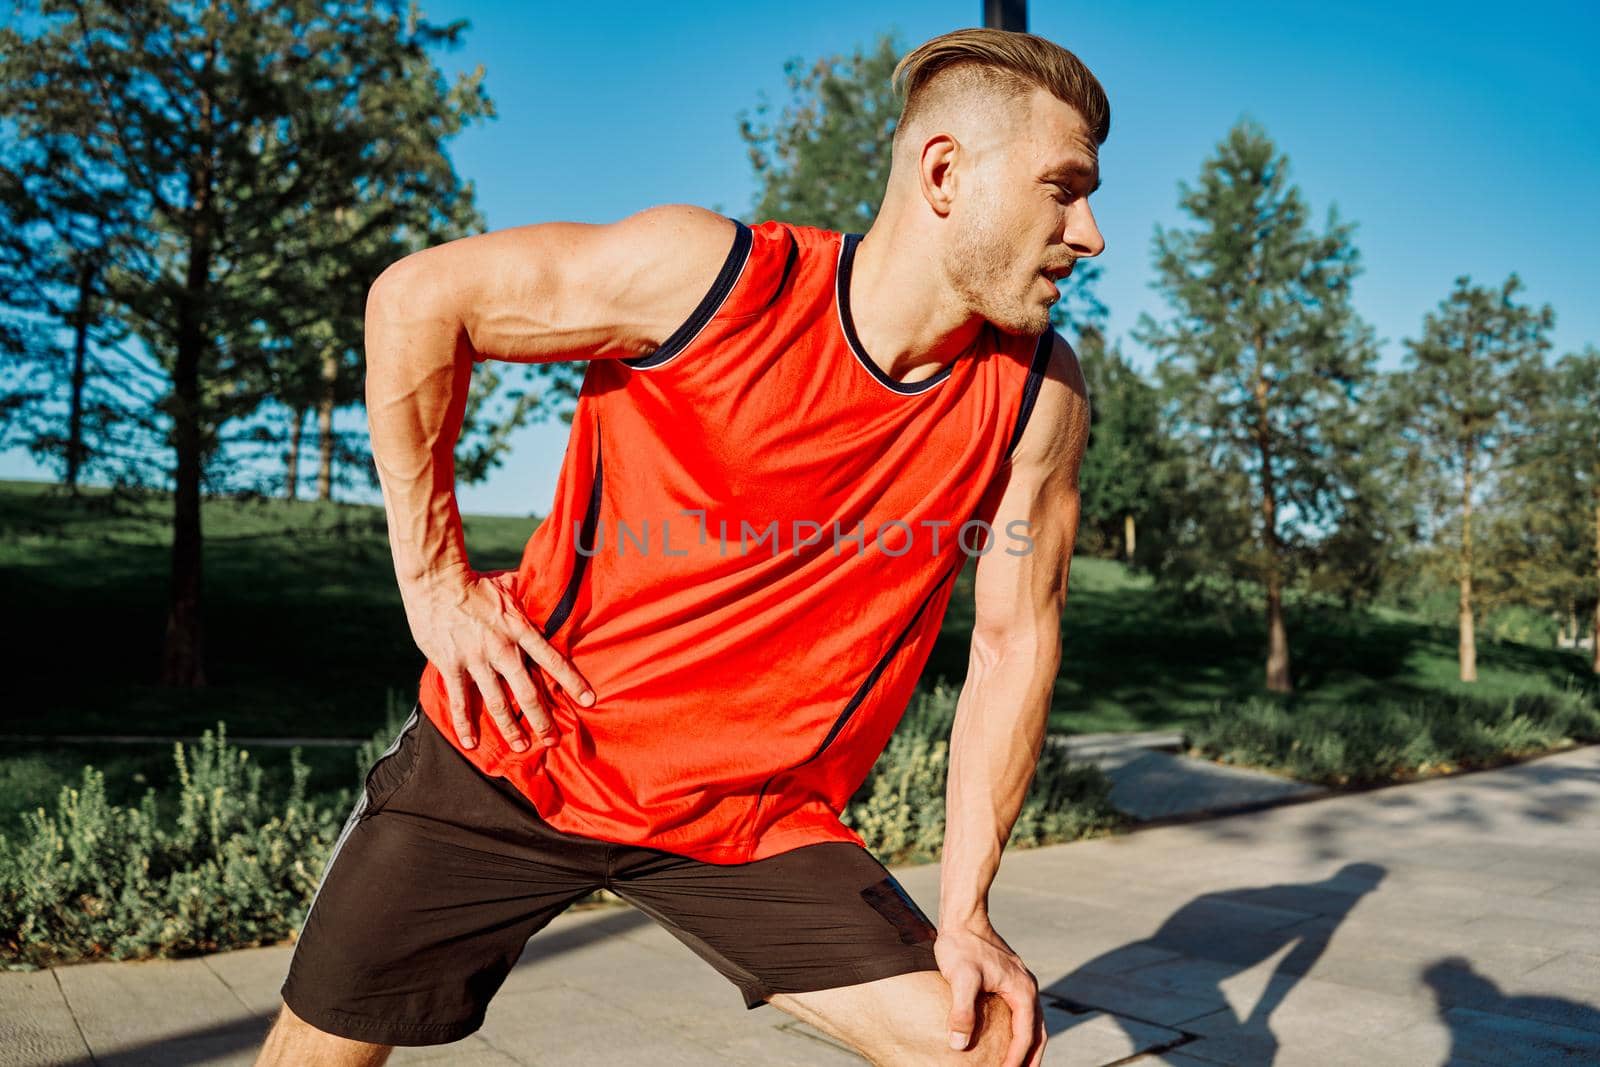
935;920;1045;1067
400;567;594;751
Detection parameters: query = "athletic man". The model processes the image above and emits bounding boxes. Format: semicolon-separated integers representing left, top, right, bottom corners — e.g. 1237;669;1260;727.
256;26;1104;1067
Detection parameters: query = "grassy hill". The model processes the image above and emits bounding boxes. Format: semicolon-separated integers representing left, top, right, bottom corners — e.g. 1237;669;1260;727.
2;477;1592;828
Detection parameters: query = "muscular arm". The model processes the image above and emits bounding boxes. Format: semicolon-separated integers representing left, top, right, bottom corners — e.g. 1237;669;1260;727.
940;332;1089;928
364;204;735;590
362;204;736;748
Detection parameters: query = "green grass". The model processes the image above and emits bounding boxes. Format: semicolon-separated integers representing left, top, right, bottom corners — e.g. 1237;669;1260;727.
2;477;1594;822
0;479;530;739
925;554;1593;735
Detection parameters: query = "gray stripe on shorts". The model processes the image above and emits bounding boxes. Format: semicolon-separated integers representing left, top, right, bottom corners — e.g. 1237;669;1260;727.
295;703;421;940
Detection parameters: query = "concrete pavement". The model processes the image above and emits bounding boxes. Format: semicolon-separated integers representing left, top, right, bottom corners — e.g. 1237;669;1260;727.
1056;730;1327;823
3;744;1597;1066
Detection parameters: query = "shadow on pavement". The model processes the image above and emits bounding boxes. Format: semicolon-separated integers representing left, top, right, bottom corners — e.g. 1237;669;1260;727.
1040;862;1387;1063
1423;956;1600;1063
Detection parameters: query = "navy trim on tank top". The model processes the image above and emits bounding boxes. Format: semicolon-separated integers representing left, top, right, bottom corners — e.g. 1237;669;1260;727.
623;218;753;370
835;233;956;396
1004;331;1055;460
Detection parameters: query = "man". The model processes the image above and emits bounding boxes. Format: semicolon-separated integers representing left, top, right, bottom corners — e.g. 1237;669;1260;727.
256;26;1103;1067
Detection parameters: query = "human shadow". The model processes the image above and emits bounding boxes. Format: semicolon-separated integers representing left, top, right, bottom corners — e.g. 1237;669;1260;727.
1042;862;1387;1064
1423;956;1600;1063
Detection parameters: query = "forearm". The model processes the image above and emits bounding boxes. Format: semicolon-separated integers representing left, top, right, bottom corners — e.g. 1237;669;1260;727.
364;269;476;593
939;632;1060;931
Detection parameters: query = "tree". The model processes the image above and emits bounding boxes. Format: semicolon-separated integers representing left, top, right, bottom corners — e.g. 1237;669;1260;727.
0;126;151;489
1;0;491;685
1492;346;1599;673
1387;275;1553;682
1137;121;1378;693
741;35;901;235
1072;325;1168;561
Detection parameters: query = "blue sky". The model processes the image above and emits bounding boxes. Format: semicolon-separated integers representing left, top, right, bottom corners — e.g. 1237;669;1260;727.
5;0;1596;517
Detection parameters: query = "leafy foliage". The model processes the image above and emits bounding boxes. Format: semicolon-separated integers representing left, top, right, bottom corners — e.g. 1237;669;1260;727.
843;684;1125;864
1379;275;1555;679
1073;325;1173;561
0;725;347;967
1492;347;1600;652
1137;120;1380;688
741;35;903;234
1185;684;1600;786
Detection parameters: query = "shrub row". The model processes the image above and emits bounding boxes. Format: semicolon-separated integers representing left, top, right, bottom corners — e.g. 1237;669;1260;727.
2;685;1122;966
1184;685;1600;786
844;683;1126;864
1;725;346;968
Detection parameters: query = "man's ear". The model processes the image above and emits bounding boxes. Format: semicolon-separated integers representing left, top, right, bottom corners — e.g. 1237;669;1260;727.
918;134;960;217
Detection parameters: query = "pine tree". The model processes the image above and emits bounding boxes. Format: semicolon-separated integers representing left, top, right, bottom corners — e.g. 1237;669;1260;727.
1137;121;1378;693
1494;346;1599;673
1073;326;1167;561
1;0;491;685
1387;276;1553;682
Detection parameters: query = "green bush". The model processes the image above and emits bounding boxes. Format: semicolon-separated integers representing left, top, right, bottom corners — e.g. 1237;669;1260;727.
0;725;347;968
1184;684;1600;786
843;684;1126;864
3;685;1124;965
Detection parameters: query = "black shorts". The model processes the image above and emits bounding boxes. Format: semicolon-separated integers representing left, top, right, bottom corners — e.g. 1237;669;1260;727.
281;705;941;1047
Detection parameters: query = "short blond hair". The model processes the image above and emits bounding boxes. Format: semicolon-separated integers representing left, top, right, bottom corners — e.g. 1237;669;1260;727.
892;28;1110;146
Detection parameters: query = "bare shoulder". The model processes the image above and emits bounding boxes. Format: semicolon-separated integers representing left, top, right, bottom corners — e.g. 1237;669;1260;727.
1011;331;1091;482
575;203;737;285
370;203;739;364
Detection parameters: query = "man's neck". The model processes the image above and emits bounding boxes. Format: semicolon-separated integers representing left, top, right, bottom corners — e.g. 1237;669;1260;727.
850;214;986;386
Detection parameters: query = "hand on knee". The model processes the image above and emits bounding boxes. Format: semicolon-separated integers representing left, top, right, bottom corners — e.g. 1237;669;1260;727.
953;993;1015;1065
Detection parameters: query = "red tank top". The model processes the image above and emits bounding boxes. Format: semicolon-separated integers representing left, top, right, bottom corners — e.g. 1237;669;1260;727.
418;218;1052;863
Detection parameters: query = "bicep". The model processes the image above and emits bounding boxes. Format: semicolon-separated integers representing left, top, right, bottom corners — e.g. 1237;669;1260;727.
369;204;737;365
971;335;1090;650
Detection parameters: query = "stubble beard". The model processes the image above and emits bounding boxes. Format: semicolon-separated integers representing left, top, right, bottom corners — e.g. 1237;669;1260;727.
943;213;1054;337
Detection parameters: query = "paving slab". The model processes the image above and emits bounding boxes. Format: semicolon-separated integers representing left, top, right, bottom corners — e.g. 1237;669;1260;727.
1037;1005;1185;1065
0;969;91;1067
53;956;268;1066
1429;1005;1600;1066
1096;750;1328;822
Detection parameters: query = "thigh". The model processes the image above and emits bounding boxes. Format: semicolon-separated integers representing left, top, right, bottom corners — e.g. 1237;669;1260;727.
606;840;941;1010
769;970;1019;1067
282;709;606;1047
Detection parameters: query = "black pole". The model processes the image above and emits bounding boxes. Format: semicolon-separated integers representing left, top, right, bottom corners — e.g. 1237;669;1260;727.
983;0;1026;31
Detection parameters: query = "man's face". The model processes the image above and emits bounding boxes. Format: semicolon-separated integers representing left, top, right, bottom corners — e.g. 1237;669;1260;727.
943;88;1105;335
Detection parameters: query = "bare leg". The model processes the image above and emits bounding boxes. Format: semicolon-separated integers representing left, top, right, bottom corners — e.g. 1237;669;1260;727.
254;1001;393;1067
767;970;1028;1066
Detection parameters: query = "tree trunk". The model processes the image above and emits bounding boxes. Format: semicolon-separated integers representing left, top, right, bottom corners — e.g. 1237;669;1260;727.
161;242;211;688
161;81;214;689
1265;575;1291;692
1123;512;1136;560
317;346;336;501
1254;373;1292;693
65;260;94;490
286;406;304;500
1458;447;1477;683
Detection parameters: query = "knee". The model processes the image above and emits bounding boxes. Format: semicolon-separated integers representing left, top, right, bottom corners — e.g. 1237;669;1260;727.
256;1001;392;1067
961;993;1018;1066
